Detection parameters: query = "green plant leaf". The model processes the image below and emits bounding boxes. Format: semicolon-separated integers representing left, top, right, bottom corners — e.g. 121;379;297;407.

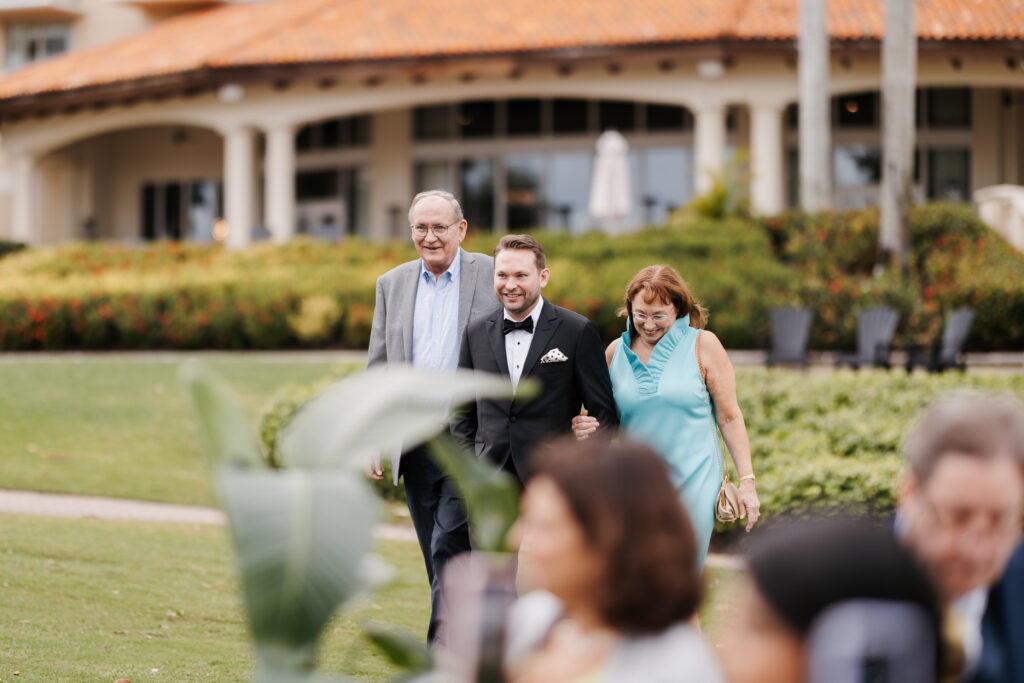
178;358;264;468
428;436;520;553
277;366;529;470
216;465;378;671
362;620;433;673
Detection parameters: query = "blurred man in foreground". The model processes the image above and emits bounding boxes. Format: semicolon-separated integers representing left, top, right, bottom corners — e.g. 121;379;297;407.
896;393;1024;679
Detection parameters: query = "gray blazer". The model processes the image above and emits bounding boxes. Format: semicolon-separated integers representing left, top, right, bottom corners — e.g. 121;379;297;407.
367;249;499;483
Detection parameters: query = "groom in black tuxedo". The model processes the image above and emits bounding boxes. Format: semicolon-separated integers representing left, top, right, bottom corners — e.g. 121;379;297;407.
451;234;618;485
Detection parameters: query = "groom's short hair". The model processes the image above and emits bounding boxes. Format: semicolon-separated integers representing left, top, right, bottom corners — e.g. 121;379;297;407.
493;234;546;272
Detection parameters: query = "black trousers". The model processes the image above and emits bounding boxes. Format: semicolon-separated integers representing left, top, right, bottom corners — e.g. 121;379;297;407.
400;445;471;643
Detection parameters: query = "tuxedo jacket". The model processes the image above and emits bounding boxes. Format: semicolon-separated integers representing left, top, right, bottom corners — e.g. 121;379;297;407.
451;299;619;483
367;249;499;483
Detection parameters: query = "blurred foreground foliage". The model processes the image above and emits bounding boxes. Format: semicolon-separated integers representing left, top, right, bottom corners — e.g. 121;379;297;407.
261;366;1024;524
0;202;1021;350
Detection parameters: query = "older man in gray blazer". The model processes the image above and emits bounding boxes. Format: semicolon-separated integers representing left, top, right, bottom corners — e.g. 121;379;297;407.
367;189;498;642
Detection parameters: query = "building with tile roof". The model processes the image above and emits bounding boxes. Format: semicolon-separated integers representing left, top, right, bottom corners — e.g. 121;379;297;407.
0;0;1021;245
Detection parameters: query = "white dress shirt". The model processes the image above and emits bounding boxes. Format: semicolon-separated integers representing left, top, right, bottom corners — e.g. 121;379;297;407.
504;297;544;392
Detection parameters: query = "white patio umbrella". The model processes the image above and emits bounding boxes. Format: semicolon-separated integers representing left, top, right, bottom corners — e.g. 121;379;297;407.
588;129;633;234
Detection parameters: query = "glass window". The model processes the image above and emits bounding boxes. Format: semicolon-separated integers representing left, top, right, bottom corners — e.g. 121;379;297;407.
458;101;496;138
834;144;882;208
646;104;690;131
505;155;544;231
507;98;543;136
836;93;878;128
295;115;371;151
926;88;971;129
640;147;692;225
321;120;341;148
188;181;219;243
296;170;339;200
547;151;593;233
414;104;453;140
552;98;589;135
784;104;799;131
834;145;882;186
6;23;70;69
348;115;371;146
927;148;970;201
599;100;636;132
414;161;454;194
460;158;495;228
296;126;314;151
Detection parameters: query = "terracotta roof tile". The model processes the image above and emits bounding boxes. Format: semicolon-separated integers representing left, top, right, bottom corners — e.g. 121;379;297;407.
0;0;1021;102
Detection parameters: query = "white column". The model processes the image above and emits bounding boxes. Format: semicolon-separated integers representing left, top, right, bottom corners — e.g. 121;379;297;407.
750;103;786;215
694;102;726;196
370;109;413;240
799;0;832;211
11;153;38;244
880;0;917;267
264;123;296;244
223;127;256;250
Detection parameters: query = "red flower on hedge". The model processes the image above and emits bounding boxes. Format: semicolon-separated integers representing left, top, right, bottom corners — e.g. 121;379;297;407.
828;280;843;295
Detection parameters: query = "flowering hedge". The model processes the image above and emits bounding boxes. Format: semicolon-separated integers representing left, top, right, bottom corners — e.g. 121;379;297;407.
0;203;1020;350
763;203;1024;350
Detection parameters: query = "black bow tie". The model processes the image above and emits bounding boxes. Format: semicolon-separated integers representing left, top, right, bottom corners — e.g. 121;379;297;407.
502;317;534;335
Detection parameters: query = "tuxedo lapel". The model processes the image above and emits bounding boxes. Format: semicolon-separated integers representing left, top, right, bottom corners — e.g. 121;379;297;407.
522;302;562;377
486;312;511;377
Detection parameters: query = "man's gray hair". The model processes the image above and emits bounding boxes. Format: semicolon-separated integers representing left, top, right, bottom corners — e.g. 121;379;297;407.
408;189;464;225
904;392;1024;483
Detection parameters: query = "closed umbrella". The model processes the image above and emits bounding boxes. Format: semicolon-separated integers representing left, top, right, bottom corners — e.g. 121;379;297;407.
588;129;633;234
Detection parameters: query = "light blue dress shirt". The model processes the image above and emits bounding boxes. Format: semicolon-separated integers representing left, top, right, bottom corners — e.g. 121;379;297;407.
412;250;462;373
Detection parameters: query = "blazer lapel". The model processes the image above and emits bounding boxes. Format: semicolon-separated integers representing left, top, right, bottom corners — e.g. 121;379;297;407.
486;313;511;377
456;250;476;340
522;301;562;377
401;263;420;362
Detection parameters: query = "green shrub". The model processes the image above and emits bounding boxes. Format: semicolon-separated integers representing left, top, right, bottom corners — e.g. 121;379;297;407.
0;240;25;259
259;365;1024;523
257;363;405;502
760;203;1024;351
0;203;1020;351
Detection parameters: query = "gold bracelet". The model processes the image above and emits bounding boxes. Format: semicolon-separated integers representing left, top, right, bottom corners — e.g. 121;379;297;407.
740;474;756;482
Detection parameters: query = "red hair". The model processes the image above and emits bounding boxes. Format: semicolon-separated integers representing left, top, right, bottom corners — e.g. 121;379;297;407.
621;265;708;329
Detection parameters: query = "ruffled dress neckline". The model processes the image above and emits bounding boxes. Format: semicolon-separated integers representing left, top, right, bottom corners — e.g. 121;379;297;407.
619;318;691;395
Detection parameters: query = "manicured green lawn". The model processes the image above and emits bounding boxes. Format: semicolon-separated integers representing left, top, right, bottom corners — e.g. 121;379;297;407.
0;513;428;682
0;513;739;682
0;355;343;506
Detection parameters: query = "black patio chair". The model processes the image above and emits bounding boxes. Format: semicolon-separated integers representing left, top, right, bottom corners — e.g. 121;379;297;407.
767;306;812;367
905;307;975;373
835;307;900;370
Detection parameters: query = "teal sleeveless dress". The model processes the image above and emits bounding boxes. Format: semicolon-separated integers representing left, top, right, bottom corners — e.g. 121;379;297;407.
609;318;722;568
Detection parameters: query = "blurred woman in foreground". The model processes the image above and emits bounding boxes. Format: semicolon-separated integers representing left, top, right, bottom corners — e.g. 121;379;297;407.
504;437;723;683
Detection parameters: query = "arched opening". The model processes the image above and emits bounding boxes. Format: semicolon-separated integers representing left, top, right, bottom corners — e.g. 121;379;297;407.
39;124;222;243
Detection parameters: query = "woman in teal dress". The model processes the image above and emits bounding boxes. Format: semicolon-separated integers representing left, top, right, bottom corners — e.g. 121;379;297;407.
572;265;760;567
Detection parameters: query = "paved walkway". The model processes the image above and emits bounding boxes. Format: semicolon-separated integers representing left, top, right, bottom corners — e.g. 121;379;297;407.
0;488;743;569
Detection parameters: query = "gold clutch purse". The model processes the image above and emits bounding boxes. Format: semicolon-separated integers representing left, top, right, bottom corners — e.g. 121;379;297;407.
715;474;741;523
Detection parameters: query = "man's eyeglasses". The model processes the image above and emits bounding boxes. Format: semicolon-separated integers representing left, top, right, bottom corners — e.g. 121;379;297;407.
411;220;459;237
918;491;1023;540
632;311;672;324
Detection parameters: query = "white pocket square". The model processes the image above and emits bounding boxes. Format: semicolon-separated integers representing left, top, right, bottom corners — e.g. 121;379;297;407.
540;348;568;364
